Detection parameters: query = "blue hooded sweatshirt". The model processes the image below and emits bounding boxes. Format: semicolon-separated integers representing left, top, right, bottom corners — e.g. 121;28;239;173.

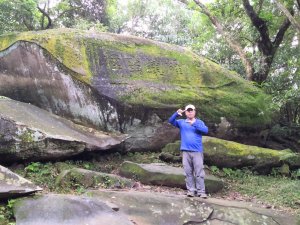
168;112;208;152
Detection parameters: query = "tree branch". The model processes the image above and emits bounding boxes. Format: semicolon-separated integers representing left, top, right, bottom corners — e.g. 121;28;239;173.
57;7;81;19
274;0;300;34
273;16;292;51
177;0;254;80
37;5;52;29
242;0;272;54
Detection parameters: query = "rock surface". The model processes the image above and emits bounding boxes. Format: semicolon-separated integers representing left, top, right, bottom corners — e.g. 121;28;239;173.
119;161;223;193
14;194;134;225
160;136;300;173
0;165;42;199
88;190;298;225
0;29;273;151
0;98;126;162
56;167;134;189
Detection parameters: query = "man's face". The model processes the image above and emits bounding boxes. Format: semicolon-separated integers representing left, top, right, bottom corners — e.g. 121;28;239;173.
185;108;196;119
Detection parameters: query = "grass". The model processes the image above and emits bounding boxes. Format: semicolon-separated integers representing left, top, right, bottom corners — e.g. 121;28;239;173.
209;166;300;215
231;176;300;210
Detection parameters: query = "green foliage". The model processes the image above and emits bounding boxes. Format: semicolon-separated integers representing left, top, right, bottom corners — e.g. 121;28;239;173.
6;200;16;218
53;0;109;28
210;165;220;174
102;175;112;188
221;167;254;179
0;0;42;34
108;0;203;45
271;167;281;177
25;162;42;173
75;186;86;194
263;68;300;126
211;165;255;178
0;202;15;225
222;168;238;177
291;169;300;179
0;0;110;34
12;152;164;193
22;162;59;191
72;19;108;32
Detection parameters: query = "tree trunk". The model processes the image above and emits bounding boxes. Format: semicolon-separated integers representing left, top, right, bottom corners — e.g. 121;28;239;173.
242;0;292;84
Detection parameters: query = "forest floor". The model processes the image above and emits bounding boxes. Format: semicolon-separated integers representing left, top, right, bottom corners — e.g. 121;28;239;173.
2;151;299;224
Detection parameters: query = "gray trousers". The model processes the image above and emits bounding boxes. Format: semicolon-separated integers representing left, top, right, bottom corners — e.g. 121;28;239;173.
182;151;205;194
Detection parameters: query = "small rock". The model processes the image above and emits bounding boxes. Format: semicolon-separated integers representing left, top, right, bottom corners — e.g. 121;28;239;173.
56;168;134;189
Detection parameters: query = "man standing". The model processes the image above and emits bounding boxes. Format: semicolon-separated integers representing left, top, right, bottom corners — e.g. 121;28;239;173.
168;104;208;198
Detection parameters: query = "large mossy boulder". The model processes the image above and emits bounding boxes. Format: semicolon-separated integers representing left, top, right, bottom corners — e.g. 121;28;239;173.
56;168;134;189
0;165;42;199
0;98;126;162
119;161;223;193
14;194;134;225
0;29;273;151
160;136;300;173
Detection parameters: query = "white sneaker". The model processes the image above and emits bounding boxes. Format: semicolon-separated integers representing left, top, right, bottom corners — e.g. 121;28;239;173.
198;193;208;198
187;191;195;197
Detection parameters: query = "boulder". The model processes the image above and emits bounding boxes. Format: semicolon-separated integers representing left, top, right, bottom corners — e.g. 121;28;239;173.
0;165;42;199
0;98;126;162
13;194;134;225
119;161;223;193
160;136;300;173
88;190;298;225
0;29;273;151
56;167;134;189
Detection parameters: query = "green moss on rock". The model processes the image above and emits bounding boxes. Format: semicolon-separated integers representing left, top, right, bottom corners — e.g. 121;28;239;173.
119;161;223;193
19;130;34;143
56;168;133;189
160;137;300;172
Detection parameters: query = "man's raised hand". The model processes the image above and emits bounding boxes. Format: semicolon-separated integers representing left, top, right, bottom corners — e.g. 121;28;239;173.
177;109;185;116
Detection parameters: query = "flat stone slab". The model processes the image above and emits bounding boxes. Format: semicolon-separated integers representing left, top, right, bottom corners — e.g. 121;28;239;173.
0;99;127;162
14;194;134;225
87;190;300;225
0;165;42;199
88;190;213;225
119;161;223;193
